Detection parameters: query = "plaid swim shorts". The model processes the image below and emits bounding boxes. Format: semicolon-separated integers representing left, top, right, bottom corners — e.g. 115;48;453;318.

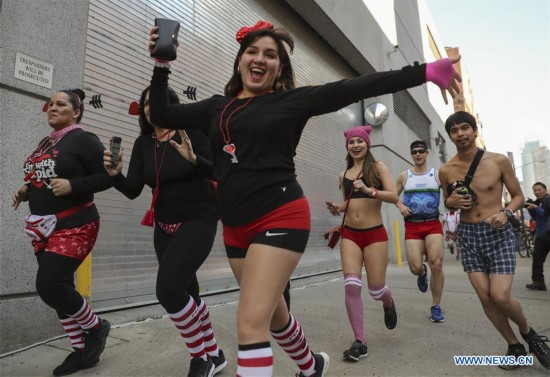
458;221;515;275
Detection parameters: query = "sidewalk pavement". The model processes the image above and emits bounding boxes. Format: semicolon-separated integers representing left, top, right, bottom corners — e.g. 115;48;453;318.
2;254;549;376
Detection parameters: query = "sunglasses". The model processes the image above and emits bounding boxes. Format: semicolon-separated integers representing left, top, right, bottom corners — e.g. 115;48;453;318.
411;149;427;155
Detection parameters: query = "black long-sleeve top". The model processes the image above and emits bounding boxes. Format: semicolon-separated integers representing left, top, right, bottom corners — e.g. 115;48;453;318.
150;63;426;226
111;129;217;223
24;129;112;229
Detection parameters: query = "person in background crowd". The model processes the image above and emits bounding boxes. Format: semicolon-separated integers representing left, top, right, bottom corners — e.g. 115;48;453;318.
442;210;460;260
103;86;226;377
525;182;550;291
396;141;446;323
148;19;461;376
440;111;550;370
326;125;398;362
12;89;112;376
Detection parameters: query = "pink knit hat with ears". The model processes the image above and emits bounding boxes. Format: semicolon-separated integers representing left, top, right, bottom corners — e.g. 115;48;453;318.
344;125;372;148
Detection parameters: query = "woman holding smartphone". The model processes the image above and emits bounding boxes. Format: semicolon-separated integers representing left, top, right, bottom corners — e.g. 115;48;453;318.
104;86;225;377
326;125;398;362
148;20;461;376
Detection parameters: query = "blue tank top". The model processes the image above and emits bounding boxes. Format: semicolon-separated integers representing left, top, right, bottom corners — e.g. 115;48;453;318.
402;168;440;221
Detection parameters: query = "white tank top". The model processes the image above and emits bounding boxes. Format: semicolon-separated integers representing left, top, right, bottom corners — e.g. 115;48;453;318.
403;167;441;221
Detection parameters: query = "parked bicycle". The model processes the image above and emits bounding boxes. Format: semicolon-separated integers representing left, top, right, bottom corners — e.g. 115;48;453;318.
513;222;533;258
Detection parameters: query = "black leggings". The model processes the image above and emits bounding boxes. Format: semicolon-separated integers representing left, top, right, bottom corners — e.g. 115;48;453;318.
35;250;85;317
154;217;217;313
532;236;550;282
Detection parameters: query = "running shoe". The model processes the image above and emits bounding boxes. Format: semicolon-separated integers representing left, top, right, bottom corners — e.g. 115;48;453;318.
417;263;429;293
430;305;445;323
384;300;397;329
522;329;550;369
498;343;526;370
343;340;368;361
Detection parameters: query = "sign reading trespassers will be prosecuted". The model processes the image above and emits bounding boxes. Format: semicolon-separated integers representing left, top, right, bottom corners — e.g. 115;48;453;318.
14;53;54;89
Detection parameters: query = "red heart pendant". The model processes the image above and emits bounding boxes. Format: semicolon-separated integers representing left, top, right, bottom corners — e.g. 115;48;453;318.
223;144;235;153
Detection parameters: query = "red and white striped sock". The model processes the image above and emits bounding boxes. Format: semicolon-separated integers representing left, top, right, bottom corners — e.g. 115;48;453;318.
59;317;85;350
197;298;220;357
271;313;315;376
168;298;207;360
69;299;99;331
237;342;273;376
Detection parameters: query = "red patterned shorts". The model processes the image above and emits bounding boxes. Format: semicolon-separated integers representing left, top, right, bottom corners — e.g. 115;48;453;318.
445;230;458;242
32;220;100;260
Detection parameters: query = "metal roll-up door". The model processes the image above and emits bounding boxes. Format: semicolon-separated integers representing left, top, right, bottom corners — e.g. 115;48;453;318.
83;0;361;310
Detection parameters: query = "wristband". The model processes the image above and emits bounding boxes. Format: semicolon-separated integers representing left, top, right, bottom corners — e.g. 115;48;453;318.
371;188;378;197
154;60;171;69
500;208;514;219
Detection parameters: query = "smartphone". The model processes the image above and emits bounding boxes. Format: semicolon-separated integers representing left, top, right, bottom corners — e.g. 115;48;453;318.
109;136;122;167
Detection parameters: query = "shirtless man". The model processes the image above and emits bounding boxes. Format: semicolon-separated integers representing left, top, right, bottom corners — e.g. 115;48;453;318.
439;111;549;370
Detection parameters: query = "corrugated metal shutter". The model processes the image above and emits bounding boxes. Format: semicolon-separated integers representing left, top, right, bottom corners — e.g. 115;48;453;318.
83;0;361;309
393;90;432;146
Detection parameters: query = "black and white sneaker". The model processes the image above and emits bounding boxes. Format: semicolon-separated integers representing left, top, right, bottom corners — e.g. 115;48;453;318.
188;357;215;377
210;349;227;375
296;352;329;377
343;340;368;361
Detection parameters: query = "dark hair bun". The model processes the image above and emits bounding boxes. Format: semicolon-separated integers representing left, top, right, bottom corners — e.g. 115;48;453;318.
72;88;86;101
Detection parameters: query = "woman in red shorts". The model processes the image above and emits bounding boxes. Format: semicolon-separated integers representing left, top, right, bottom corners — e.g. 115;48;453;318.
326;125;398;362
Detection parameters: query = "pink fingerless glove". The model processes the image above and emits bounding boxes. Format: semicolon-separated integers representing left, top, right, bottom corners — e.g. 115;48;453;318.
426;58;454;89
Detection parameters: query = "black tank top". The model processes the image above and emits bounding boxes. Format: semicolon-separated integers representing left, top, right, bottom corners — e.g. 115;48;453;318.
342;170;383;199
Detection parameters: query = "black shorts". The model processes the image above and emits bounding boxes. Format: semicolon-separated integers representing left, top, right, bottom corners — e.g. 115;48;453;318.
223;198;310;258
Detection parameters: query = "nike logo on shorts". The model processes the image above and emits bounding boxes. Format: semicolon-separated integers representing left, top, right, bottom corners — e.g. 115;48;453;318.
265;231;288;237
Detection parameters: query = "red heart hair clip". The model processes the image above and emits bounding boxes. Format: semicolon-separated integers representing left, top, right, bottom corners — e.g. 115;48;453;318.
128;101;140;115
236;20;274;44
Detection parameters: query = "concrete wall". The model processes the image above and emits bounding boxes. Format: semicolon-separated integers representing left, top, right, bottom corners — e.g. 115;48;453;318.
0;0;91;354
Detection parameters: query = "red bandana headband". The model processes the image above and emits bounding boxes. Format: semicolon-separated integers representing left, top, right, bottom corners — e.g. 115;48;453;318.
344;125;372;148
236;20;274;44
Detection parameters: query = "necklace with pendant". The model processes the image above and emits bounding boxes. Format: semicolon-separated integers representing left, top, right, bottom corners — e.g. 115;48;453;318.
218;92;255;164
153;129;172;147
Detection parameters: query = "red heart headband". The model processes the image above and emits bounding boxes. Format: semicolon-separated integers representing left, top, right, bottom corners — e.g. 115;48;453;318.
236;20;274;44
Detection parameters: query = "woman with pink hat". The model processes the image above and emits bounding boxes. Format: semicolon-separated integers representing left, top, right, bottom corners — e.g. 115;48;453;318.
326;124;398;362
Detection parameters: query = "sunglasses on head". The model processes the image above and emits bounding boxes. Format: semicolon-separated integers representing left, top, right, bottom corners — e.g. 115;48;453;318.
411;149;427;155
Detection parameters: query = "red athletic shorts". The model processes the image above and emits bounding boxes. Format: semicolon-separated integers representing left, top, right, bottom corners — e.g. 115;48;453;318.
341;224;388;249
223;197;310;257
32;220;100;260
405;219;443;240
